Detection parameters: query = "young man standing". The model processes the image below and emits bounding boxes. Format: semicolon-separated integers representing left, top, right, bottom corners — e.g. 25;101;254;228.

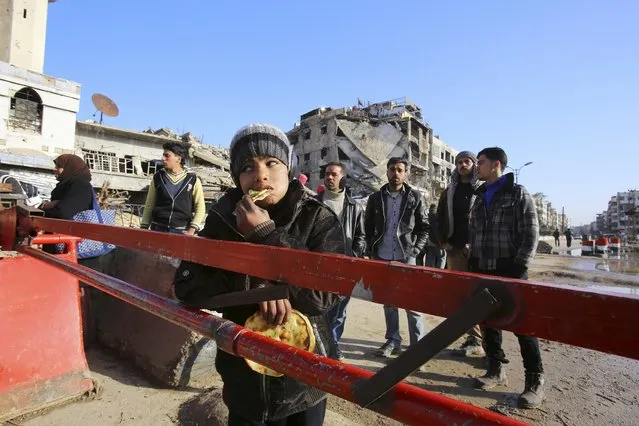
140;142;205;234
364;157;430;357
317;162;366;360
436;151;484;357
173;123;344;425
469;147;544;409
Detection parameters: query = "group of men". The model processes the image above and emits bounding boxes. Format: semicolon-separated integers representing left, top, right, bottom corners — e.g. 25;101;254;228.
144;129;544;425
320;148;544;410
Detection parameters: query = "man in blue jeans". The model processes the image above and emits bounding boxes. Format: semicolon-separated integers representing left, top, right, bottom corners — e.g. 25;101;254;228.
469;147;544;409
316;162;366;361
364;158;430;358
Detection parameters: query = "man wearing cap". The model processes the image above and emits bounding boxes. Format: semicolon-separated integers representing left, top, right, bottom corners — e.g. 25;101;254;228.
173;123;345;425
436;150;485;357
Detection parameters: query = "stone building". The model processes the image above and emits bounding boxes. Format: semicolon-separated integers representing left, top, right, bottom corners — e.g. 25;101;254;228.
0;0;80;198
76;122;232;204
430;135;459;199
287;98;439;199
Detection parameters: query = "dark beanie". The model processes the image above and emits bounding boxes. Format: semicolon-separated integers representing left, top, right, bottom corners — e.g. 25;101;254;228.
229;123;292;184
455;150;477;164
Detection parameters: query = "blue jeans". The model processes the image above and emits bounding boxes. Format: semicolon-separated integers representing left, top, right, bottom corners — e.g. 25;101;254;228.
424;246;446;269
150;223;186;234
327;295;350;343
381;256;426;347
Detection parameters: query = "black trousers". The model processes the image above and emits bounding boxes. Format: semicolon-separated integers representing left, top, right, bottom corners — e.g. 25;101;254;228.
227;399;327;426
473;263;544;374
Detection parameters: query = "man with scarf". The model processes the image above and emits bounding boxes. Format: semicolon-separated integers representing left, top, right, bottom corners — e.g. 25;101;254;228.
316;161;366;361
436;150;485;357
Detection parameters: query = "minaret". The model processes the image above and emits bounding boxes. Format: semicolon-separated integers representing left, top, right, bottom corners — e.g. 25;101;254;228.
0;0;57;73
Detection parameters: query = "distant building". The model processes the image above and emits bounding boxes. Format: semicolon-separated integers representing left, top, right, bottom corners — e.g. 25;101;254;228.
430;135;459;197
76;122;232;204
0;0;80;198
287;97;460;201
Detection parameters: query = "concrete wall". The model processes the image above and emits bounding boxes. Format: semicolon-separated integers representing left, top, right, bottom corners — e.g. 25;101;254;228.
0;61;80;154
92;248;219;388
75;124;166;161
75;122;173;192
0;0;49;73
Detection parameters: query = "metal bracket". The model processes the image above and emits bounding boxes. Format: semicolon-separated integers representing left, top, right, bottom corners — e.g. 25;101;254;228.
353;287;501;408
194;285;290;310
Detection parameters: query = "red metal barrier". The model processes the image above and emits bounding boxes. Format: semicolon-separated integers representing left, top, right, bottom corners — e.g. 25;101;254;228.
0;235;94;422
23;217;639;361
17;245;527;426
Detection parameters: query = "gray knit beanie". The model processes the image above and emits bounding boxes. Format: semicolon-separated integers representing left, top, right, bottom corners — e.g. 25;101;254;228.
455;150;477;164
229;123;292;184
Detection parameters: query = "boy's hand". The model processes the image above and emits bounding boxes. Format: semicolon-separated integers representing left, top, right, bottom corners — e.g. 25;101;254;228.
259;298;292;325
234;195;271;234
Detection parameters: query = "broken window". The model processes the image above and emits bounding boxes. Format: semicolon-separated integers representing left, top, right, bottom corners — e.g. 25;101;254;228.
440;152;444;160
83;149;155;176
303;130;311;140
320;125;327;134
338;147;349;161
321;147;328;159
120;155;135;174
319;165;327;179
141;160;160;176
8;87;43;133
83;150;118;173
303;153;310;162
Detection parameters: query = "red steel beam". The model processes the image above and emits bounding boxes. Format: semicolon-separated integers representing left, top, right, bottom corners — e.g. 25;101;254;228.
24;217;639;361
18;245;527;426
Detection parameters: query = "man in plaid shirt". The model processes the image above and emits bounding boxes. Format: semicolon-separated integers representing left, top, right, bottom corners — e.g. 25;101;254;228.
469;147;545;409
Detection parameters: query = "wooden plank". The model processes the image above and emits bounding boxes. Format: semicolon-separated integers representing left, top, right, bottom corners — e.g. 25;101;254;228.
26;217;639;361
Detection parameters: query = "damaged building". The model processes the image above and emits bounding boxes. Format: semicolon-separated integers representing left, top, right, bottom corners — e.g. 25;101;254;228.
76;122;233;205
287;97;456;201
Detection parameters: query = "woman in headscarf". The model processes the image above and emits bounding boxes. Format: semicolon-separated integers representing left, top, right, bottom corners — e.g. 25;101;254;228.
40;154;101;345
40;154;94;219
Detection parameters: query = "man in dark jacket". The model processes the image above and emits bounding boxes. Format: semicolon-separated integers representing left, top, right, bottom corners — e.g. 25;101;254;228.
470;147;544;409
420;203;446;268
436;150;485;357
364;157;430;358
173;124;345;425
564;228;573;247
317;162;366;360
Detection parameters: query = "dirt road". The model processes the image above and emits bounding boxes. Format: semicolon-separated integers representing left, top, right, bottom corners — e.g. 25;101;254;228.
19;254;639;426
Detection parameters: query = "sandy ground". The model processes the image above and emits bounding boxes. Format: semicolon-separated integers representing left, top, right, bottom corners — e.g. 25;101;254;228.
15;252;639;426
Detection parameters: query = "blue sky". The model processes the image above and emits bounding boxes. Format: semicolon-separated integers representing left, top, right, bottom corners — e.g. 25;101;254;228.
44;1;638;225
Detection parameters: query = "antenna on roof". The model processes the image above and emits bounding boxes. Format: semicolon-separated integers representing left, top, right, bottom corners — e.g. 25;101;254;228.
91;93;119;124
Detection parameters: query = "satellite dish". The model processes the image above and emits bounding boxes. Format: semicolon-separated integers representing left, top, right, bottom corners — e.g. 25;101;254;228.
91;93;119;124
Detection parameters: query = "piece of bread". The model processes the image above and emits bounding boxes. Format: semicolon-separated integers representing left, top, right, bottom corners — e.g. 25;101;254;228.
248;188;271;202
243;309;316;377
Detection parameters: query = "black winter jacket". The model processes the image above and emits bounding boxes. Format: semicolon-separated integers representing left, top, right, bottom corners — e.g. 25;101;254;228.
364;183;430;259
316;190;366;257
45;175;94;220
172;180;345;422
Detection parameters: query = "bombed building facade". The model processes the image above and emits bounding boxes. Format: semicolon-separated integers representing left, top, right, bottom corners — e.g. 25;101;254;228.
287;98;459;201
76;123;232;205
